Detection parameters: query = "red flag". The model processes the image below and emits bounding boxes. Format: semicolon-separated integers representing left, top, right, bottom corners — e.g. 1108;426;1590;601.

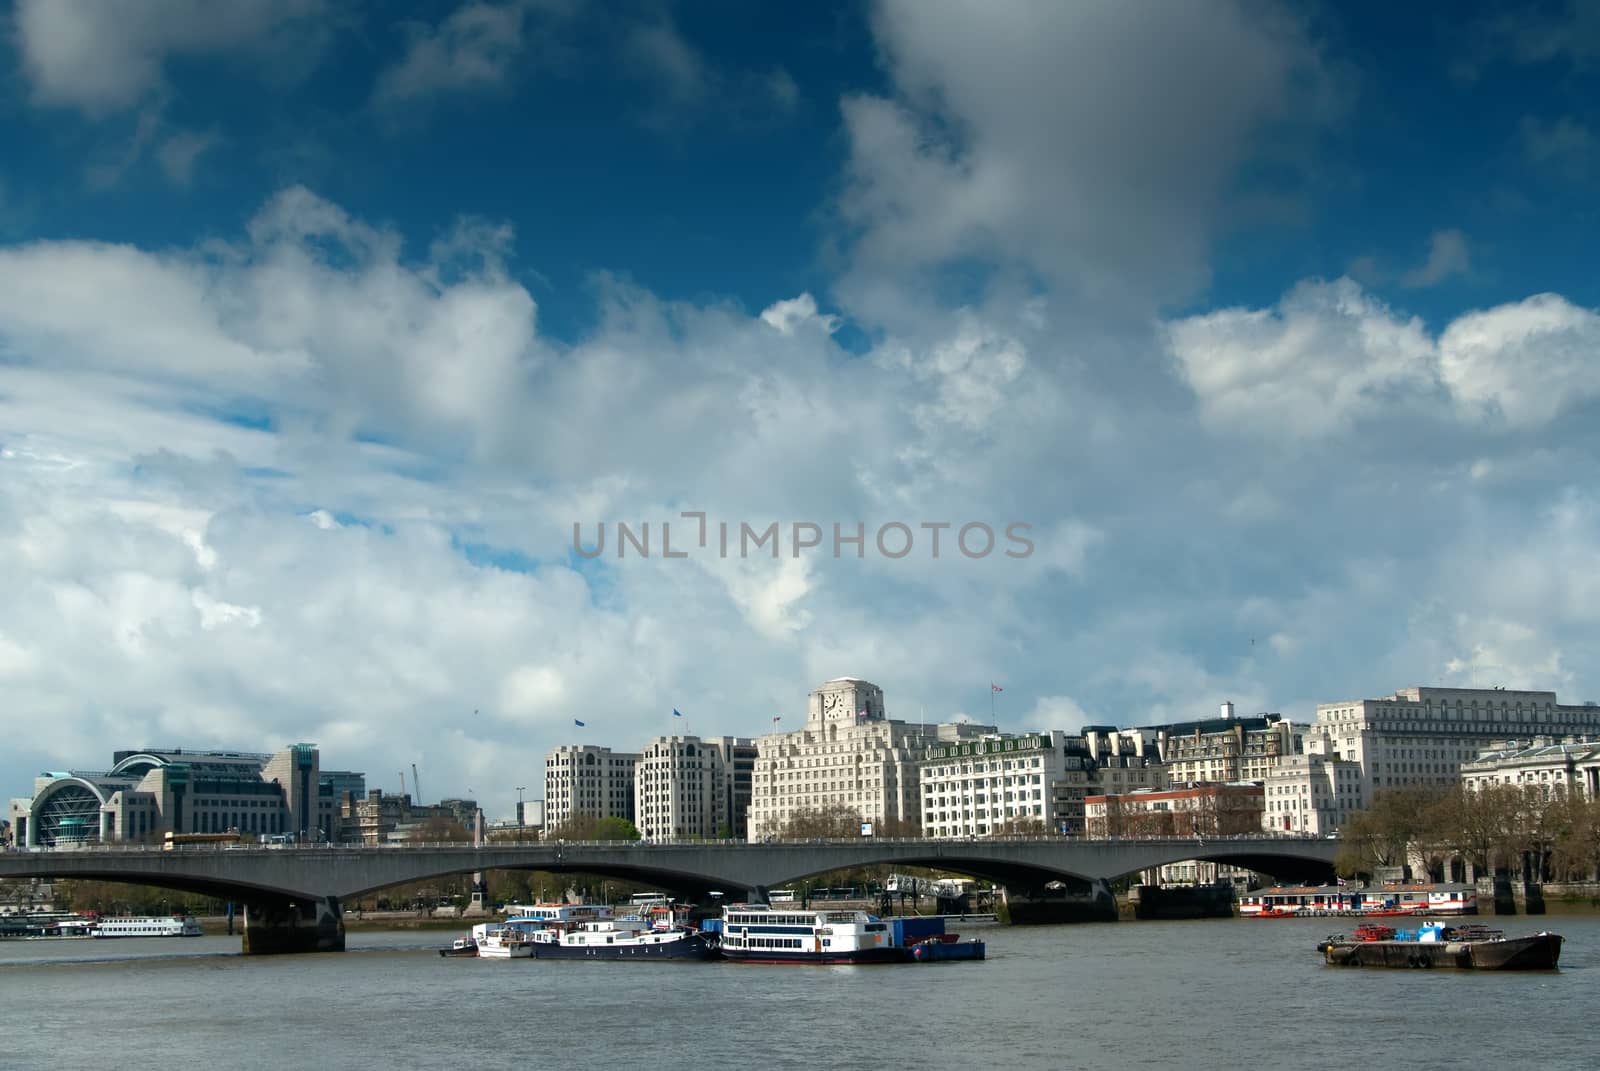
991;683;1003;693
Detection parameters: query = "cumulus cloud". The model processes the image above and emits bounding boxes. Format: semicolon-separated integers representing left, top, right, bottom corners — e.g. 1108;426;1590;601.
1166;278;1437;437
13;0;329;117
1169;278;1600;434
837;0;1331;318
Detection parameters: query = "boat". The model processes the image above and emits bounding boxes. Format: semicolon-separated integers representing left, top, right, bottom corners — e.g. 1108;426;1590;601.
92;915;203;938
1240;883;1476;918
0;913;98;939
438;936;478;957
476;926;535;959
1319;922;1563;970
527;914;719;961
721;904;905;964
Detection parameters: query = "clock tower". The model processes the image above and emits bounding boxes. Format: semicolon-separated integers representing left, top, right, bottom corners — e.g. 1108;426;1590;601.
806;678;886;729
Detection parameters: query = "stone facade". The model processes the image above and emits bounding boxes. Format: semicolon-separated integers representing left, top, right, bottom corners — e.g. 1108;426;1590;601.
1460;736;1600;798
543;745;640;831
746;678;992;841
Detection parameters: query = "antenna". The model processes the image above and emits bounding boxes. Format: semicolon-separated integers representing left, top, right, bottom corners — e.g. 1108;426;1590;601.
412;763;423;806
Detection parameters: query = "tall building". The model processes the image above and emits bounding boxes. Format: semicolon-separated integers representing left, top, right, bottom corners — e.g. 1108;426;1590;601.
746;677;992;841
543;745;639;831
7;744;354;848
635;736;720;840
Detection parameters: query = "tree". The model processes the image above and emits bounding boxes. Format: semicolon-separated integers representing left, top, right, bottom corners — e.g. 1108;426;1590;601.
544;814;641;841
415;816;472;843
780;804;864;839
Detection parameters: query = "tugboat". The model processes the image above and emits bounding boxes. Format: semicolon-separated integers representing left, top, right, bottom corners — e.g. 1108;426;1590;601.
1319;922;1562;970
438;935;478;957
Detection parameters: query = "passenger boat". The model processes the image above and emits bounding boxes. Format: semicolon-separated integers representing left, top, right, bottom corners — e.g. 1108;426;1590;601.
528;914;718;960
0;913;97;939
438;936;478;957
92;915;203;938
1239;883;1476;918
476;926;535;959
721;904;905;964
1318;922;1562;970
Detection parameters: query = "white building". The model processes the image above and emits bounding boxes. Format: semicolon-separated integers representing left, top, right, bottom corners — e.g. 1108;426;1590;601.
917;731;1165;838
543;745;640;832
633;735;757;840
1460;736;1600;798
747;678;991;841
1285;686;1600;834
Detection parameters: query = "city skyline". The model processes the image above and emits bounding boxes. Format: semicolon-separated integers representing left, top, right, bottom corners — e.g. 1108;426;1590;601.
4;2;1600;819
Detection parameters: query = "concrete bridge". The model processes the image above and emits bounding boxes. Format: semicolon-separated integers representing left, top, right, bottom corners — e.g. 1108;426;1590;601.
0;836;1338;953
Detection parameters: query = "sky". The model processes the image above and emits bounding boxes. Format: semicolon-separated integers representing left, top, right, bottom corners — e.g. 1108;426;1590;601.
3;0;1600;819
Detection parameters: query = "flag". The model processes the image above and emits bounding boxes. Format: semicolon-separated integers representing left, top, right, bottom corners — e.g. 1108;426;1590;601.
772;716;781;724
574;719;586;727
672;709;683;718
991;683;1004;693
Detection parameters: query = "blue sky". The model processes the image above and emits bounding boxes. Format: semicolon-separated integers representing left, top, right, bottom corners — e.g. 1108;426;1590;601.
3;0;1599;817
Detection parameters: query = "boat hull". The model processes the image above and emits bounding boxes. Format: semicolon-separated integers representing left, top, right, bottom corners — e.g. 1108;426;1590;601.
721;946;912;965
531;934;719;961
910;939;986;962
1323;932;1562;971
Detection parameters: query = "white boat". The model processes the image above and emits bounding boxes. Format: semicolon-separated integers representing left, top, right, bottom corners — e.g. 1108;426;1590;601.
93;915;204;938
526;914;718;961
720;904;906;964
475;926;535;959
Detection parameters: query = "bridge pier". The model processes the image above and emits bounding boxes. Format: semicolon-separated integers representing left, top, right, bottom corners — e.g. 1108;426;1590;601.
242;895;345;954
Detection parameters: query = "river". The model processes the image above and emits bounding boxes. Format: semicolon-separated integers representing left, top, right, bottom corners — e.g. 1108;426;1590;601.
3;909;1596;1070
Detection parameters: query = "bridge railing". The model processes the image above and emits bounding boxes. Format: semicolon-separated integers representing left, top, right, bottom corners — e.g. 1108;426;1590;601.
6;832;1335;853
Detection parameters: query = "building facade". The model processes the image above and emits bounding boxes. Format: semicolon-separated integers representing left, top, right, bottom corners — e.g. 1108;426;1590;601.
543;745;640;832
1460;736;1600;798
1155;704;1305;785
1305;686;1600;826
747;678;992;841
1084;783;1264;839
7;745;359;848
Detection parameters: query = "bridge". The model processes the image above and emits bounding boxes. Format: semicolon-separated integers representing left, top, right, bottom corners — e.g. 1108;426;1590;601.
0;836;1339;953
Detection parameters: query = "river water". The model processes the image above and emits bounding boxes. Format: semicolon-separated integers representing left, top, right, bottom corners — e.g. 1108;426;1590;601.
3;910;1596;1071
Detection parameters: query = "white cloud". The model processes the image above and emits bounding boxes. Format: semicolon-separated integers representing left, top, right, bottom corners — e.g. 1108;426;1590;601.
13;0;328;117
759;293;838;336
838;0;1331;317
1170;279;1600;435
1166;278;1437;437
1400;229;1470;288
1439;293;1600;426
374;1;554;109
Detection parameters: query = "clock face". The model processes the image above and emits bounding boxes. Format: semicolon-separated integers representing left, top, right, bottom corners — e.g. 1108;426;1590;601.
823;693;838;711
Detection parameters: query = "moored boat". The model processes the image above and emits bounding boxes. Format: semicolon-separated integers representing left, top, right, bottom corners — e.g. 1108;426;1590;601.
720;904;983;965
1319;922;1562;970
438;936;478;957
92;915;203;938
1241;882;1476;919
476;926;535;959
527;914;718;960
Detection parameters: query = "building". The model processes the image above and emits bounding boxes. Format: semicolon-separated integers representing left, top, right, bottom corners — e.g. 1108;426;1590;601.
1084;783;1264;838
1303;686;1600;827
337;791;482;845
916;730;1166;838
1154;703;1305;784
543;745;640;832
7;744;360;848
1260;729;1364;835
634;735;758;841
1460;736;1600;798
746;677;993;841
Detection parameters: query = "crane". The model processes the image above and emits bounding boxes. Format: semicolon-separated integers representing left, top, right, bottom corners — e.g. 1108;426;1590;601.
412;763;423;806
